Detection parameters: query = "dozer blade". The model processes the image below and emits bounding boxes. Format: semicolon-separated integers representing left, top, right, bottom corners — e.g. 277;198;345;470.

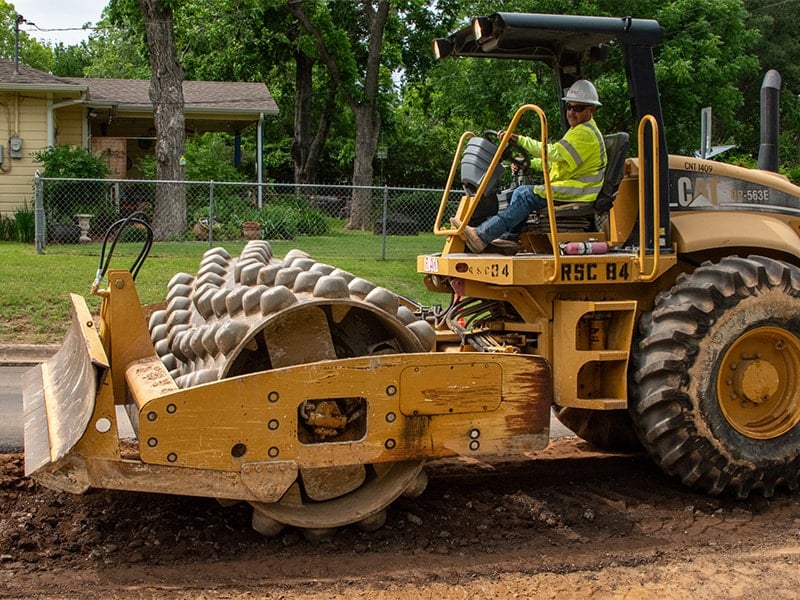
23;293;109;480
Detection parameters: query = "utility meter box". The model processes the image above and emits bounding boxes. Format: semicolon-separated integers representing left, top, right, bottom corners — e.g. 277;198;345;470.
9;136;22;159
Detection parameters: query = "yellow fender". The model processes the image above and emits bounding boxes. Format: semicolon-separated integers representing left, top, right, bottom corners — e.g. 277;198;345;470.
670;210;800;258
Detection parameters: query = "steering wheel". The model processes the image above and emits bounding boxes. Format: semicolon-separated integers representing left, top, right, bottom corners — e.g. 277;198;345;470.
484;129;531;174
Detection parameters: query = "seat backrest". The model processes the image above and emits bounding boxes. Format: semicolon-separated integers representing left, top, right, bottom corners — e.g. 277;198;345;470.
594;132;630;214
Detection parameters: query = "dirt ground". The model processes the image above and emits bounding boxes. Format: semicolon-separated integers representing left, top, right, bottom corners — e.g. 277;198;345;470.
3;438;800;599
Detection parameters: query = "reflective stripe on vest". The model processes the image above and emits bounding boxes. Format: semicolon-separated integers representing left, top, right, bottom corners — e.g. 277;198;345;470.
536;120;607;203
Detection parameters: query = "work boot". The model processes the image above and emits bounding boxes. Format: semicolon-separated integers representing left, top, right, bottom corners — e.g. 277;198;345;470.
449;217;487;253
490;237;520;253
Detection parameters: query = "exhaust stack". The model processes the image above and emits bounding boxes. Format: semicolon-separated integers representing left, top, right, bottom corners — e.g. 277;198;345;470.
758;69;781;172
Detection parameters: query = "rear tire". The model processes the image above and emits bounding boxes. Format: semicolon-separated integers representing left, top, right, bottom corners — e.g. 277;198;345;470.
631;256;800;497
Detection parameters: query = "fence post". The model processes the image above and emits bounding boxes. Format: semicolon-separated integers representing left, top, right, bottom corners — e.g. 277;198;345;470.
208;180;215;248
34;171;44;254
381;185;388;260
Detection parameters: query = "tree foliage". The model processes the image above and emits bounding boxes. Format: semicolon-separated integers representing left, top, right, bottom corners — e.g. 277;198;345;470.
11;0;800;190
287;0;391;229
50;42;92;77
0;2;52;71
83;14;150;79
742;0;800;166
652;0;759;154
418;0;761;159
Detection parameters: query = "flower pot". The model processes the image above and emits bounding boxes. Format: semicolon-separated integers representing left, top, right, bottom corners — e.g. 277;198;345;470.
193;218;210;240
74;213;93;243
242;221;261;240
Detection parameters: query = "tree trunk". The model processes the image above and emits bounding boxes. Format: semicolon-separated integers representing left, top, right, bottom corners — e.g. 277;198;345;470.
291;50;336;185
346;1;388;231
292;49;313;184
139;0;186;241
287;0;389;229
349;104;381;229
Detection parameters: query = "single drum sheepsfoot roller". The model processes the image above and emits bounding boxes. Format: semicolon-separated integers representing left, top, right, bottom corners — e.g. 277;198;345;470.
23;222;552;537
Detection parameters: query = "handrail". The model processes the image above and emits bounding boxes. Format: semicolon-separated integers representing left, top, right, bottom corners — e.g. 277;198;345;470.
433;131;475;235
637;114;661;281
494;105;556;281
439;105;551;245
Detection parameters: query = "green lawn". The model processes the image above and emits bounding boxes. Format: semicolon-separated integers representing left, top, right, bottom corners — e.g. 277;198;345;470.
0;230;448;344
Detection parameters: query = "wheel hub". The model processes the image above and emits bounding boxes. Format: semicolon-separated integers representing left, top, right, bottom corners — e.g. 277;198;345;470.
717;326;800;439
739;360;779;404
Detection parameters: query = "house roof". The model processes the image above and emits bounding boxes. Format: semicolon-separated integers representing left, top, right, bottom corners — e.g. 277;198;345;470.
66;78;279;117
0;60;278;122
0;59;86;91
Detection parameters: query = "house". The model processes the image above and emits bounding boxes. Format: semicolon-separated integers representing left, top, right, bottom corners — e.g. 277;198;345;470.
0;59;279;217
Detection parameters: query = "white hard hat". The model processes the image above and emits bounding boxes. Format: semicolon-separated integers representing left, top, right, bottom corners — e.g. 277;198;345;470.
562;80;601;106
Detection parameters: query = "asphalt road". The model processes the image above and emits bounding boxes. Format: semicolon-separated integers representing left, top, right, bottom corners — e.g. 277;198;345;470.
0;364;137;453
0;366;26;452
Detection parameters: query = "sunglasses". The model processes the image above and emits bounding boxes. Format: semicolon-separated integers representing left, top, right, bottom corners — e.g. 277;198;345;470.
565;103;590;113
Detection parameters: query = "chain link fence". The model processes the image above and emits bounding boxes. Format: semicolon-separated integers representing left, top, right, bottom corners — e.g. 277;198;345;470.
32;175;465;258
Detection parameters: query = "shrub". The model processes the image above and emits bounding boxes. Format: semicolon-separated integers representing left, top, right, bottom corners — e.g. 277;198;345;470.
0;214;15;241
33;145;111;228
271;194;329;235
296;207;330;236
184;133;249;183
784;165;800;186
14;203;35;243
259;204;299;240
118;224;149;243
389;191;440;232
32;145;111;179
252;194;330;239
141;133;249;183
217;222;241;241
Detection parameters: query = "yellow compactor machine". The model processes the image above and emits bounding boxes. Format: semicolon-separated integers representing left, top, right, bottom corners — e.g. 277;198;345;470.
24;12;800;536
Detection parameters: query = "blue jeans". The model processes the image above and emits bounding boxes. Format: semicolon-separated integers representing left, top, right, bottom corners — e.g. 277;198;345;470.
474;185;548;243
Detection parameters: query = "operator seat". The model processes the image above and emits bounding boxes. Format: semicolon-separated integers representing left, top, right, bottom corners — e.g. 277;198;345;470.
531;131;630;232
594;132;630;215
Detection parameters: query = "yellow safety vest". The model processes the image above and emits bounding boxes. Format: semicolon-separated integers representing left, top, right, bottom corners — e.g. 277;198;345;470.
518;118;607;203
